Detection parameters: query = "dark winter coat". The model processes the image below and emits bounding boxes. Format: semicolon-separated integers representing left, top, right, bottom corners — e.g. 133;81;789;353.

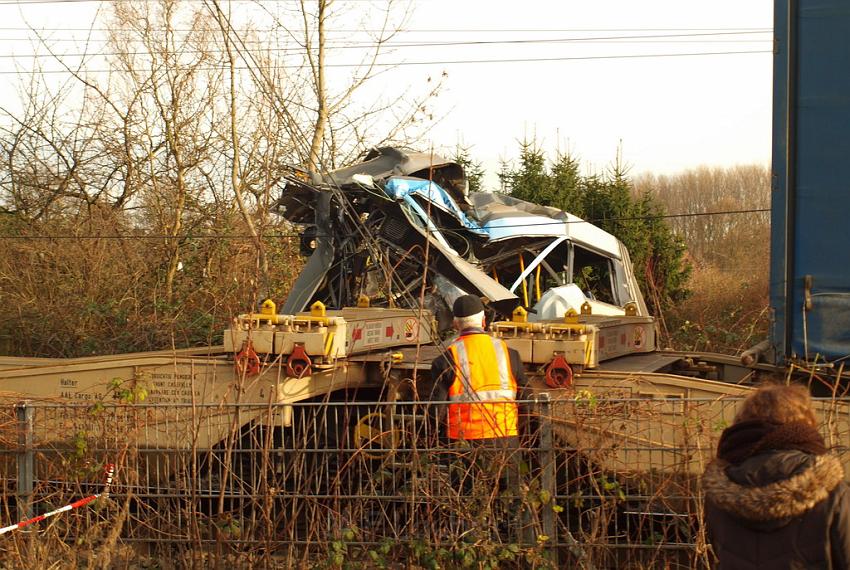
703;449;850;569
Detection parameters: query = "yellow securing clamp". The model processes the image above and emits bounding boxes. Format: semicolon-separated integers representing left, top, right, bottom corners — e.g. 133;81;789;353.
357;295;371;308
310;301;327;317
292;300;330;326
624;302;638;316
512;306;528;323
391;352;404;362
581;302;592;316
260;298;276;316
564;309;579;324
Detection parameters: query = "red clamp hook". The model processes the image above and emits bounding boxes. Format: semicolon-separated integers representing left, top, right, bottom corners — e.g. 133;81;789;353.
286;343;312;378
235;341;262;377
544;354;573;388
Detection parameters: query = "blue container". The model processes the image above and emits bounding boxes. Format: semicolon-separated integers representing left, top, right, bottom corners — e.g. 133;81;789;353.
771;0;850;365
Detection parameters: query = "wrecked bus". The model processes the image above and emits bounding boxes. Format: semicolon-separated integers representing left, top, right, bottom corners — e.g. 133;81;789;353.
275;146;648;332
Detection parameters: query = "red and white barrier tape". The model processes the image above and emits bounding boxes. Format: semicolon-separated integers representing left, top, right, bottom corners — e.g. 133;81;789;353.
0;463;115;535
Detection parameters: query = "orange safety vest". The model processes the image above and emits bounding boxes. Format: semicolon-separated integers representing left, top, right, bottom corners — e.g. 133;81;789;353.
446;332;518;440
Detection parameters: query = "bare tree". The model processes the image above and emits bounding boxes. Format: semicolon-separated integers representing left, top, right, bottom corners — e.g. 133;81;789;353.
254;0;443;169
0;0;443;356
634;165;771;269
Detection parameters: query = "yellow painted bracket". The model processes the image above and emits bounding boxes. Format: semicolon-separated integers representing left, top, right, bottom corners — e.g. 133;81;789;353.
512;306;528;323
492;306;539;333
291;300;330;326
238;298;285;325
260;298;276;315
323;332;336;357
311;301;326;317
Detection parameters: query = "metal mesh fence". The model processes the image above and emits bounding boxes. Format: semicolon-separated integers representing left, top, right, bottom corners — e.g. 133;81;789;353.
0;396;848;568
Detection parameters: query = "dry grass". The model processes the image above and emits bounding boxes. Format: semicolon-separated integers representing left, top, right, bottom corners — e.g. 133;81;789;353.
0;209;301;358
667;264;769;355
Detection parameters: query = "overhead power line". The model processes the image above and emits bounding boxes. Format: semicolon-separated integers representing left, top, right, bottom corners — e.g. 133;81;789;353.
0;48;771;74
1;0;368;3
0;30;772;56
0;26;773;32
0;37;774;45
0;207;772;239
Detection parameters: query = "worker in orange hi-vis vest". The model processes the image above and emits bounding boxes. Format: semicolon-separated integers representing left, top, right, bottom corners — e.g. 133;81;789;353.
431;294;527;441
430;294;528;528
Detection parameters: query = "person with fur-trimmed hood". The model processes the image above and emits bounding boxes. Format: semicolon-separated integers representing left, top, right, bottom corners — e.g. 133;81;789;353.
703;383;850;569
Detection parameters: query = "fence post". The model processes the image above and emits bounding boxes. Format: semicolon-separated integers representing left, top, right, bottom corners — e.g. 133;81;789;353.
535;393;559;566
16;401;34;522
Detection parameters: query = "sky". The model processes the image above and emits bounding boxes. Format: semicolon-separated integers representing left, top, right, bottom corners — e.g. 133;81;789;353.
400;1;774;186
0;0;774;190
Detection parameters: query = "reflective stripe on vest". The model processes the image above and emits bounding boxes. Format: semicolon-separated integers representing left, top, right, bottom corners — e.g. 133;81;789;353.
446;333;518;439
449;389;516;402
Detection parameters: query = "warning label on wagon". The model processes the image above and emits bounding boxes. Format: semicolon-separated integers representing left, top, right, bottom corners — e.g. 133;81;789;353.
403;318;419;341
364;321;382;346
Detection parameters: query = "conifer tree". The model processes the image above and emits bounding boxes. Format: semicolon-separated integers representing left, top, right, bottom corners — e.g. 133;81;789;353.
498;141;691;316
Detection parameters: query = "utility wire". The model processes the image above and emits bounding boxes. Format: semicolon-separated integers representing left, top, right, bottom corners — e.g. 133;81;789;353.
0;26;774;32
0;49;771;74
0;207;772;239
0;0;384;3
0;30;772;44
0;30;772;57
0;37;774;45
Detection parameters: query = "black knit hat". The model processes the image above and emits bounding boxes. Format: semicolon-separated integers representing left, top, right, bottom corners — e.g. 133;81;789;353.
452;294;485;318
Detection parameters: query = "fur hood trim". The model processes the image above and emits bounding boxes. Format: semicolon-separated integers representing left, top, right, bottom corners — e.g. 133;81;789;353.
703;454;844;522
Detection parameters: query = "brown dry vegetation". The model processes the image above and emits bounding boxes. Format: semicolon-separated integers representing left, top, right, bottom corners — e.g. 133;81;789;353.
0;209;301;356
0;163;772;358
667;265;770;354
0;0;437;358
635;165;771;354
